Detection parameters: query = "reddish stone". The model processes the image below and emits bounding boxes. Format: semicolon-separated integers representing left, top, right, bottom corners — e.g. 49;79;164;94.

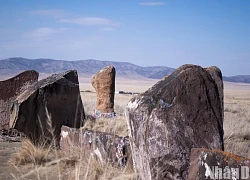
189;148;250;180
91;66;116;114
0;70;39;130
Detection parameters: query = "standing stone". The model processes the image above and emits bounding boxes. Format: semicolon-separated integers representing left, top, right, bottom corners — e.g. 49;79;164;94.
60;125;132;168
125;64;224;180
91;66;116;117
9;70;85;144
188;148;250;180
206;66;224;121
0;70;39;130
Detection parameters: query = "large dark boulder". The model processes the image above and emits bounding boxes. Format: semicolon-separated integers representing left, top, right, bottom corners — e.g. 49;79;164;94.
9;70;85;144
0;70;39;130
188;148;250;180
125;64;224;180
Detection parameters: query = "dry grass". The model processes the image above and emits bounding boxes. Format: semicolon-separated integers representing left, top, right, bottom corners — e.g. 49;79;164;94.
9;134;135;180
81;92;133;116
7;80;250;179
81;92;133;137
8;139;136;179
223;82;250;157
80;82;250;159
8;140;51;166
224;103;250;156
8;93;135;180
83;117;128;137
81;92;96;114
61;146;136;180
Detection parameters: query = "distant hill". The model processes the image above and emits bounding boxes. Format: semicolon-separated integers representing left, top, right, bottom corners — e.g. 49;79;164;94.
223;75;250;83
0;57;175;79
0;57;249;83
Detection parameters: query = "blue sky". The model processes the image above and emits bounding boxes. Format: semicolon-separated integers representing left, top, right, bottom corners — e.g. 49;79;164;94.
0;0;249;76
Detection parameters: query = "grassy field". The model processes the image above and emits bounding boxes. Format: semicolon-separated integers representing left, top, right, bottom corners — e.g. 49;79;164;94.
1;78;250;179
82;80;250;157
223;82;250;157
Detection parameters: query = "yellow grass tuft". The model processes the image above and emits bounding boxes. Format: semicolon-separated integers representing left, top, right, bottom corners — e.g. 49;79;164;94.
8;139;51;166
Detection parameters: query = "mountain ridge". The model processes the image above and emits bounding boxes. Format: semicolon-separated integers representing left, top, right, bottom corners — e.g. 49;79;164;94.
0;57;175;79
0;57;249;83
223;75;250;84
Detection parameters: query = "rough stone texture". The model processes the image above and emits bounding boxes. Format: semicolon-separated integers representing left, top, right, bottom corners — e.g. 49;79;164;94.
189;148;250;180
206;66;224;121
125;64;224;180
91;66;116;113
60;125;132;167
0;128;27;142
0;70;39;130
9;70;85;144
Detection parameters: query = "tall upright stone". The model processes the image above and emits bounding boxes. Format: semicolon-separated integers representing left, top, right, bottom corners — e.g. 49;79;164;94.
9;70;85;144
91;66;116;118
0;70;39;130
125;64;224;180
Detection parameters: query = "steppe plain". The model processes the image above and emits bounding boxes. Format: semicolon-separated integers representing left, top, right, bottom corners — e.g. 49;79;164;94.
0;76;249;180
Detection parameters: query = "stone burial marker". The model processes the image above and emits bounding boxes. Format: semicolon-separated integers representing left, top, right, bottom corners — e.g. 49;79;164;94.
125;64;224;180
9;70;85;144
0;70;39;130
91;66;116;118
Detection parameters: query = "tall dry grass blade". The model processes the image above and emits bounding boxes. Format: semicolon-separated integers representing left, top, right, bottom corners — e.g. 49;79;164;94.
83;154;93;180
44;105;62;180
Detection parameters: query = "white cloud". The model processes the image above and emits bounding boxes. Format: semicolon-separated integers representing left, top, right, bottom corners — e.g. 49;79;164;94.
0;29;106;60
30;10;65;18
140;2;165;6
100;27;115;32
24;28;58;39
59;17;120;26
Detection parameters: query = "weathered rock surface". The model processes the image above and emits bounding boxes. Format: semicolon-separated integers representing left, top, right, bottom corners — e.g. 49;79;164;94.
91;66;116;114
0;128;26;142
0;70;39;130
188;148;250;180
9;70;85;144
125;64;224;180
206;66;224;121
60;125;132;167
